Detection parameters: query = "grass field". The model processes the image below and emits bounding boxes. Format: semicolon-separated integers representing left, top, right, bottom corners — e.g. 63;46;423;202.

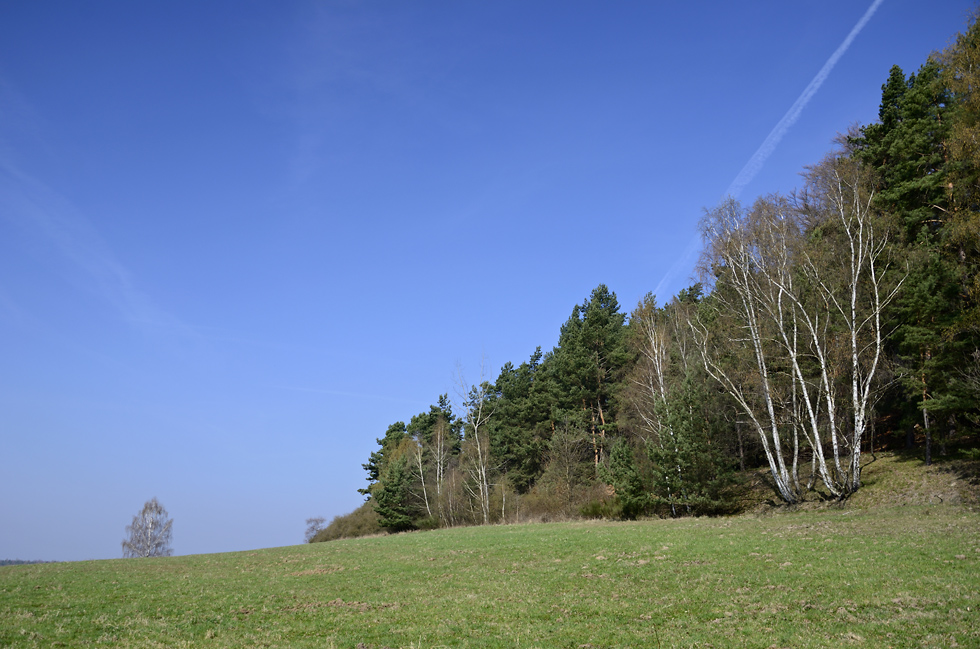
2;453;979;648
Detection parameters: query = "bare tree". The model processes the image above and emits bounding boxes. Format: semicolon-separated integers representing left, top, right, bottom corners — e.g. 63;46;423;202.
121;498;173;558
455;357;496;525
430;415;452;518
539;419;591;516
630;296;685;515
408;439;432;518
304;517;326;543
441;462;464;527
795;155;903;492
693;197;804;504
693;155;901;503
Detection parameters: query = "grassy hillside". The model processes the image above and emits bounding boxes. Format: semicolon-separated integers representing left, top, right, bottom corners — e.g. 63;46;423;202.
2;453;979;648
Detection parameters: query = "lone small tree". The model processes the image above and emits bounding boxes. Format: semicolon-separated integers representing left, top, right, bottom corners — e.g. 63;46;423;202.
121;498;173;558
304;517;326;543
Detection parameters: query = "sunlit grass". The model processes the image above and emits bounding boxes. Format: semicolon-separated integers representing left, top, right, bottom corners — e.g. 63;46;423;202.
3;454;979;648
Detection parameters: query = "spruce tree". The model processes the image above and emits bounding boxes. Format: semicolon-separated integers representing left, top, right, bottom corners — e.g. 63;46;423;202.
646;373;737;516
600;439;649;520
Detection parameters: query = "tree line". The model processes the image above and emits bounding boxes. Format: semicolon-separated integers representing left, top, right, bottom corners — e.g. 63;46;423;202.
313;11;980;539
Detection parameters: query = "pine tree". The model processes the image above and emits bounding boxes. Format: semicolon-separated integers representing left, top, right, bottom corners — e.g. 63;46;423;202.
853;60;950;244
489;348;552;493
551;285;632;467
854;54;978;454
360;422;410;497
942;10;980;336
372;455;416;532
892;246;973;461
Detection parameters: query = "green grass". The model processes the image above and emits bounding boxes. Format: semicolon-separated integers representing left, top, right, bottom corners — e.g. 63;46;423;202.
3;454;980;648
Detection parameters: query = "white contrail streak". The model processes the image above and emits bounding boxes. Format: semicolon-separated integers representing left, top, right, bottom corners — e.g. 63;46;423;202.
726;0;885;199
652;0;885;300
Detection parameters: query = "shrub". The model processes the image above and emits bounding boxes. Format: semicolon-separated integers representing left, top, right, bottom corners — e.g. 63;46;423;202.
311;502;382;542
415;515;441;531
580;496;620;520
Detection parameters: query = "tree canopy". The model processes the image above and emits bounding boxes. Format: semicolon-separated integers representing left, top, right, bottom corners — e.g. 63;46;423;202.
324;10;980;536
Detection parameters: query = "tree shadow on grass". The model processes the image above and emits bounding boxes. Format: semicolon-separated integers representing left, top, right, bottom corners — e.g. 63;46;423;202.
889;445;980;485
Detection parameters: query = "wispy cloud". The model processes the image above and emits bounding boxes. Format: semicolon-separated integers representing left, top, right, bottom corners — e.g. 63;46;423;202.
0;78;188;336
0;164;186;333
653;0;885;299
269;5;439;193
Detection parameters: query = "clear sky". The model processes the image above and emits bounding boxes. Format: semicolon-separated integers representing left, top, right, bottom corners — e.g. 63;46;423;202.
1;1;974;561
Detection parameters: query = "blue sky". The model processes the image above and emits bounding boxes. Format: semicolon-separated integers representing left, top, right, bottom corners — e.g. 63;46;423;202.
1;1;974;561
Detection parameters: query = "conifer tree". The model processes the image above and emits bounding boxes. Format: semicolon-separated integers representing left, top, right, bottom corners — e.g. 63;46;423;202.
489;348;552;493
551;285;631;467
854;52;978;454
360;422;410;497
600;439;648;520
853;60;950;244
646;373;737;516
373;455;416;532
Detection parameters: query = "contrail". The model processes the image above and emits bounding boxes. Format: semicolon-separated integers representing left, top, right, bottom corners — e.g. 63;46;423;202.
652;0;885;300
725;0;885;199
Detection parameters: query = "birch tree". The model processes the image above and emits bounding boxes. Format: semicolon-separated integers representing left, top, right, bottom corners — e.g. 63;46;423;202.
795;154;903;492
693;197;805;503
456;360;496;525
430;415;454;521
121;498;173;558
304;517;326;543
630;294;686;515
538;418;592;517
409;439;432;518
693;154;901;502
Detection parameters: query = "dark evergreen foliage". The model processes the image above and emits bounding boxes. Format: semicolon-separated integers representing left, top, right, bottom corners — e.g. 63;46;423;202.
853;51;980;458
646;373;739;516
359;421;409;497
372;456;417;532
853;60;950;244
600;439;649;520
488;348;551;493
338;13;980;533
550;285;632;466
407;394;460;448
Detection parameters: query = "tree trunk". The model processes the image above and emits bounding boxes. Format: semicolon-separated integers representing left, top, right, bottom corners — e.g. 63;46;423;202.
924;402;932;467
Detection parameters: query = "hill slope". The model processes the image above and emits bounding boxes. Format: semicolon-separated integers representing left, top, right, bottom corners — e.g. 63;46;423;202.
2;454;979;648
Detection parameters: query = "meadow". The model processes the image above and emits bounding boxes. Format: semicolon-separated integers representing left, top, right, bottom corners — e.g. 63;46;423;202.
2;454;979;648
